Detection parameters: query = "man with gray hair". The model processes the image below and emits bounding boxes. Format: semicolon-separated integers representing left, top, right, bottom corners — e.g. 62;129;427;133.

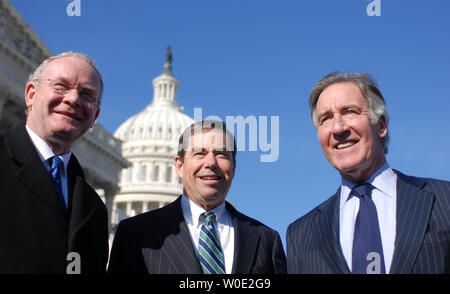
287;72;450;274
0;52;109;273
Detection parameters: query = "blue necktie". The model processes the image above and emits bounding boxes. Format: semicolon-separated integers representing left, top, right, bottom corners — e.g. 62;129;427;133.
351;183;385;274
198;212;226;274
49;156;66;210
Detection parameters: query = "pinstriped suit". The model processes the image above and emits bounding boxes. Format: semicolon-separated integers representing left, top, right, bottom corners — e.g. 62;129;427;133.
286;170;450;274
108;196;287;274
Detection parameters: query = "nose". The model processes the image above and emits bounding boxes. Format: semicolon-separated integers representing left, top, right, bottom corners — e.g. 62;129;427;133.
203;152;218;168
62;88;81;107
331;113;349;135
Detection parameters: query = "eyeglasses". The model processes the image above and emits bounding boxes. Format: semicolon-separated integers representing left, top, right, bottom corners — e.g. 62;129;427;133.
34;78;98;106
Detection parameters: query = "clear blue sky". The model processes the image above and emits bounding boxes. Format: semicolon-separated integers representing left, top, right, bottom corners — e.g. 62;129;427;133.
11;0;450;248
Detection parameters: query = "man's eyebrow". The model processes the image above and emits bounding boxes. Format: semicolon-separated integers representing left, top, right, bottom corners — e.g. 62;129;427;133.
190;147;207;152
341;104;361;110
51;77;69;83
58;76;98;90
318;104;361;117
190;146;229;153
317;109;331;120
80;84;98;93
77;80;98;92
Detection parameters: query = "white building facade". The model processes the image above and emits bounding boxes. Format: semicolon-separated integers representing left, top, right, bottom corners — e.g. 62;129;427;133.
1;0;196;234
0;0;129;234
112;49;194;227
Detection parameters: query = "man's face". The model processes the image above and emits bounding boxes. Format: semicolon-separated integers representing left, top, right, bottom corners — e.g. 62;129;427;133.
315;82;387;182
175;129;236;211
25;56;101;153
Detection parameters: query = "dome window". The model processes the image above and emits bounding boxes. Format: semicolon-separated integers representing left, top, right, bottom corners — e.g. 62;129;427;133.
165;166;172;183
140;165;147;181
152;165;159;182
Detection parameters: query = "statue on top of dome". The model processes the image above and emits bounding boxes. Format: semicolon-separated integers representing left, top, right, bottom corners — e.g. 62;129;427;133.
166;46;172;65
163;46;173;75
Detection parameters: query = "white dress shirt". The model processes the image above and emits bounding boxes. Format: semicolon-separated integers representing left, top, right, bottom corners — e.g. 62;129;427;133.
26;125;71;208
181;195;235;274
339;161;397;273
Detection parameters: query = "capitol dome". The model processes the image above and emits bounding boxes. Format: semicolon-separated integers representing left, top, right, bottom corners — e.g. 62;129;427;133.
112;48;194;224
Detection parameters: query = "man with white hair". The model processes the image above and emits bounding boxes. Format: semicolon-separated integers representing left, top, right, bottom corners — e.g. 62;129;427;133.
0;52;108;273
287;72;450;274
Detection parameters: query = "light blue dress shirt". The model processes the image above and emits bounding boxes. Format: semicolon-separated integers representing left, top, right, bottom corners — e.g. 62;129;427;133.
26;125;71;208
339;161;397;273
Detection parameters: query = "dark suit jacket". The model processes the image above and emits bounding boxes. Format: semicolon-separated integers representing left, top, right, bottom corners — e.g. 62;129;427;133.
0;123;109;273
286;170;450;274
108;196;287;274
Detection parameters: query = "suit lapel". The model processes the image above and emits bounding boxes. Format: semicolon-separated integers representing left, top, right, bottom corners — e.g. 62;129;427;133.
389;171;435;274
7;124;68;229
228;203;260;274
314;189;350;274
67;156;102;247
160;198;202;274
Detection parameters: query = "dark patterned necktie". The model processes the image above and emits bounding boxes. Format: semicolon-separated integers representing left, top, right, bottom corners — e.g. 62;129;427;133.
198;212;226;274
351;183;385;274
49;156;66;210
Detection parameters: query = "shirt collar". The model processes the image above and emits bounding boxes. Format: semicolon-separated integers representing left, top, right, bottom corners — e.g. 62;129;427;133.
26;125;72;174
340;161;396;208
181;194;226;227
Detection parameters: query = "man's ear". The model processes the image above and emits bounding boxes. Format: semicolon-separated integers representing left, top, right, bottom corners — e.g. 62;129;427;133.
90;108;101;128
378;115;388;139
25;82;37;108
174;156;183;179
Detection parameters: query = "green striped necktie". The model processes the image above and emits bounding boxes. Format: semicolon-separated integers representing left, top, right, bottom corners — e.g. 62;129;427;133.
198;211;226;274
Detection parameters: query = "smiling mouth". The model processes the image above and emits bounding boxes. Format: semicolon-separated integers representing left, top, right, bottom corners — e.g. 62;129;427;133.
199;175;221;181
336;140;358;149
56;111;80;121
